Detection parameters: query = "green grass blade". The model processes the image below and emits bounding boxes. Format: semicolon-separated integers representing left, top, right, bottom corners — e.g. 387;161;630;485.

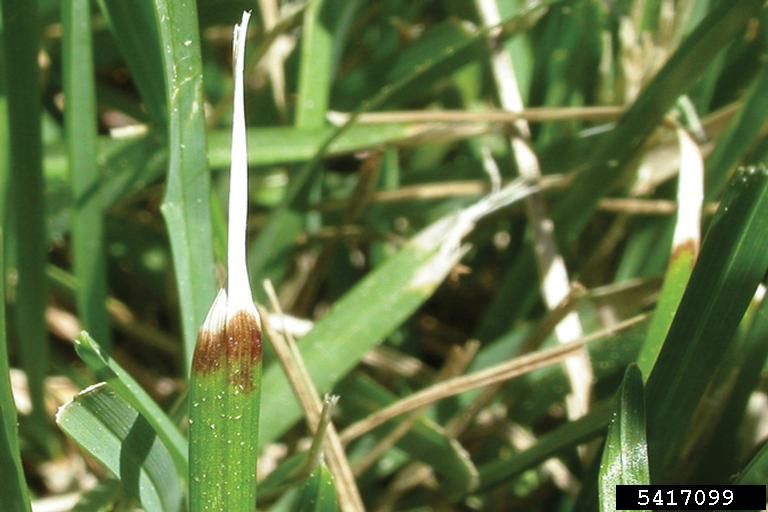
695;291;768;481
153;0;216;373
188;292;263;511
0;10;31;510
636;129;702;376
646;166;768;479
635;244;695;377
0;413;32;512
74;332;188;480
294;462;339;512
1;0;49;432
704;62;768;199
56;383;183;512
598;365;649;512
295;0;335;129
63;0;111;348
96;0;167;126
209;124;431;168
259;179;545;444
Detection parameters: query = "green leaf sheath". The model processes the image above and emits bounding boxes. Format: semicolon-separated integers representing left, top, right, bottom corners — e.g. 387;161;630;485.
189;291;263;511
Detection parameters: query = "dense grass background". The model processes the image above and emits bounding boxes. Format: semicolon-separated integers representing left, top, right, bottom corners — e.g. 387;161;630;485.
2;0;768;510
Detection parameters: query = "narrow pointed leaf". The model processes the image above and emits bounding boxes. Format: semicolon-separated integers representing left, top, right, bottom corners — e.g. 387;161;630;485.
598;365;649;512
56;383;183;512
153;0;216;372
646;166;768;479
294;462;339;512
1;0;49;431
637;128;702;376
63;0;111;348
74;332;187;480
0;8;30;508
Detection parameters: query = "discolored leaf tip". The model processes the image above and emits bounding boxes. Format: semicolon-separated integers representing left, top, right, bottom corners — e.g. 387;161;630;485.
192;289;262;391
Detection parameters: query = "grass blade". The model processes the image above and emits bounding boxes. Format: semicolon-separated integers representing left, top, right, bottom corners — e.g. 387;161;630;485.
63;0;111;348
153;0;217;372
189;14;263;510
646;166;768;479
74;332;187;480
56;383;183;512
1;0;49;433
598;365;649;512
636;128;703;376
295;0;335;129
294;462;339;512
704;58;768;198
96;0;167;126
695;288;768;481
0;10;30;509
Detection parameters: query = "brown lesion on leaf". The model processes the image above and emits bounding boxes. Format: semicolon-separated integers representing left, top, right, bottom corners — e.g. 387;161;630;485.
672;238;699;264
192;310;262;393
225;310;263;392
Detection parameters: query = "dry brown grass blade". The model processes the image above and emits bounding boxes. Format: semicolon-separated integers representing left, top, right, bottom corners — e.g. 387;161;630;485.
263;280;365;512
